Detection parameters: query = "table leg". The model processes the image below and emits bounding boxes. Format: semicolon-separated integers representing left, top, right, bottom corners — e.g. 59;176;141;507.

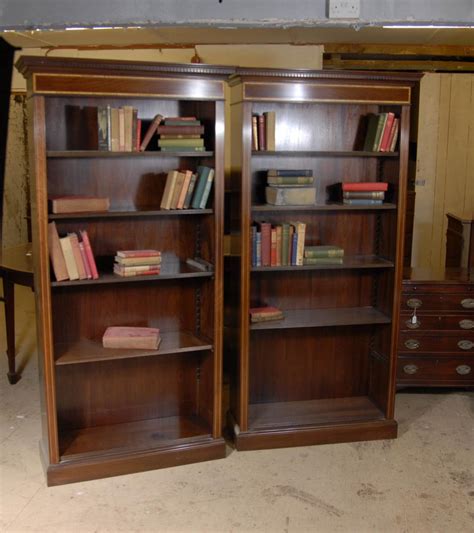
3;278;20;384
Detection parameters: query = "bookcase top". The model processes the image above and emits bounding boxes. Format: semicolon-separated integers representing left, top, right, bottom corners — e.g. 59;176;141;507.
16;55;236;79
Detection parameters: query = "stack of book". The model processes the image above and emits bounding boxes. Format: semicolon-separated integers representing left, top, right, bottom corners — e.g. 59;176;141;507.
49;195;110;214
252;111;276;151
251;221;306;267
342;182;389;206
114;250;162;277
157;117;205;152
160;166;214;210
249;306;284;323
265;169;316;206
363;112;399;152
304;245;344;265
102;326;161;350
47;222;99;282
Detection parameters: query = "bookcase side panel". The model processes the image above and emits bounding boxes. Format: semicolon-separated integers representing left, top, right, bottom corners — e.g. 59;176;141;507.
27;94;60;464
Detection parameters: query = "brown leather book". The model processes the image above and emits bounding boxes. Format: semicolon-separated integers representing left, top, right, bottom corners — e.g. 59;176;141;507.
139;114;163;151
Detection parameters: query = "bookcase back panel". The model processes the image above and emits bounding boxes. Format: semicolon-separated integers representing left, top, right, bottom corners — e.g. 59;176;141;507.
45;97;217;152
250;270;377;310
52;282;201;346
249;327;371;403
251;103;402;152
55;351;209;430
53;219;212;263
250;157;380;206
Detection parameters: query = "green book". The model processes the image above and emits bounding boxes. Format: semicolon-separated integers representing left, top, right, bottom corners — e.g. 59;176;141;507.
267;176;314;185
164;120;201;126
158;138;204;147
159;146;205;152
304;245;344;258
372;113;388;151
281;223;290;266
303;257;344;265
191;166;211;209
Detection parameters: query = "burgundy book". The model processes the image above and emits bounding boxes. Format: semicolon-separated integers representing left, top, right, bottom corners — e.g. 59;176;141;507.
257;115;266;151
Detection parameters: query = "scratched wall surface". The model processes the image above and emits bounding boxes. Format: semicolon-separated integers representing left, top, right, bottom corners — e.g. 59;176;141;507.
1;94;29;248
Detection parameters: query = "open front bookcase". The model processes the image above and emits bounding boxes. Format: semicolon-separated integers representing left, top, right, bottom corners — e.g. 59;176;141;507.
225;69;421;450
18;56;231;485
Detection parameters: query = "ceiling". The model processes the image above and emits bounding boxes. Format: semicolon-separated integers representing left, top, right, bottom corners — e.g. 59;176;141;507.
2;26;474;49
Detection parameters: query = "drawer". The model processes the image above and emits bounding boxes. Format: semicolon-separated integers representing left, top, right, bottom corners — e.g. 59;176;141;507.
399;313;474;332
397;356;474;384
400;292;474;313
398;333;474;354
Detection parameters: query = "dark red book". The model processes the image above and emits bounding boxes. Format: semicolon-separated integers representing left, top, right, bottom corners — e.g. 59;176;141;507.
156;125;204;135
259;222;272;267
379;112;395;152
257;115;266;151
342;182;388;192
139;114;163;151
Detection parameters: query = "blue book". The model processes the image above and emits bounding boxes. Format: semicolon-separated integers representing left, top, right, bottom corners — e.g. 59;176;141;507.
199;168;215;209
191;166;211;209
343;199;384;205
256;233;262;267
291;232;298;265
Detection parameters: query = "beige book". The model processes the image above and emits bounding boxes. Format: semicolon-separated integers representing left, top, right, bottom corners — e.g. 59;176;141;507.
160;170;179;210
177;170;193;209
264;111;276;151
67;233;87;279
170;172;186;209
110;107;120;151
47;221;68;281
123;106;134;152
59;236;79;280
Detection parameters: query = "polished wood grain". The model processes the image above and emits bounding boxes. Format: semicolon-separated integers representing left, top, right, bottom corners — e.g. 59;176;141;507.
226;69;419;450
20;56;227;484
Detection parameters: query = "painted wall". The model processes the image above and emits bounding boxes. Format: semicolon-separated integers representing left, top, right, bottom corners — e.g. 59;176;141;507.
411;73;474;273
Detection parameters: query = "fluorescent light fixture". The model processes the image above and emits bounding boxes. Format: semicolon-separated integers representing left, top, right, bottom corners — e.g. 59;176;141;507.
383;25;474;29
65;27;88;31
92;26;114;30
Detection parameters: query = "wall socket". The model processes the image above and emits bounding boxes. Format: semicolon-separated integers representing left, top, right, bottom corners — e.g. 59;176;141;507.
328;0;360;19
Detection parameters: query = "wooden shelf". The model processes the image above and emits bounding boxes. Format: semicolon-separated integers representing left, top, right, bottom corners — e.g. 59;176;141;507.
252;150;399;158
251;255;394;272
60;414;212;459
252;203;397;212
248;396;385;431
49;208;213;220
51;260;213;287
47;150;214;158
250;307;391;330
55;331;212;365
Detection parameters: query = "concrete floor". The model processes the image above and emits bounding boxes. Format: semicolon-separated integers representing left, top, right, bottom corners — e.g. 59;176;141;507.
0;285;473;532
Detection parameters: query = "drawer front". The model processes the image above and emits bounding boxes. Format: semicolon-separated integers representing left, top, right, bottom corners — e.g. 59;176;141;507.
399;333;474;354
399;313;474;332
401;292;474;313
397;356;474;384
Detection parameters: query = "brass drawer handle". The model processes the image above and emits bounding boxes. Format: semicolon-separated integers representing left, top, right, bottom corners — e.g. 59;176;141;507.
457;340;474;350
456;365;471;375
403;364;418;375
405;339;420;350
459;319;474;330
406;319;420;329
407;298;422;309
461;298;474;309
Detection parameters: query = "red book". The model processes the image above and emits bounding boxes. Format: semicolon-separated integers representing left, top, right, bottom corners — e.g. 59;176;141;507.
156;125;204;135
139;114;163;151
270;228;277;266
257;115;266;151
78;241;92;279
116;250;161;258
388;118;400;152
260;222;272;267
102;326;161;349
342;182;388;192
79;230;99;279
379;112;395;152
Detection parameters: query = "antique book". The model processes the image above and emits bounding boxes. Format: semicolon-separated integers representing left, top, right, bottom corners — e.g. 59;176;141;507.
49;196;110;214
115;256;162;266
264;111;276;151
79;230;99;279
160;170;179;210
139;113;163;151
182;173;198;209
59;236;79;281
67;232;87;279
304;245;344;258
342;182;388;192
198;168;215;209
102;326;161;349
47;221;68;281
267;176;314;186
116;250;161;258
267;169;313;177
343;191;385;200
265;186;316;206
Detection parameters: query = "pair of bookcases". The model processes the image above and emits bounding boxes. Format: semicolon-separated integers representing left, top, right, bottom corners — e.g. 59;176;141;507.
18;56;419;485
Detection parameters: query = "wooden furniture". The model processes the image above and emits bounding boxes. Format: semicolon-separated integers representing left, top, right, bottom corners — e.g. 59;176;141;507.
445;213;474;269
225;69;420;451
18;56;231;485
398;267;474;387
0;243;34;384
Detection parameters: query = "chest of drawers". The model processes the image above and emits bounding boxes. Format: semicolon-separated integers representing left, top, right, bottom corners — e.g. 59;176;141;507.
397;268;474;387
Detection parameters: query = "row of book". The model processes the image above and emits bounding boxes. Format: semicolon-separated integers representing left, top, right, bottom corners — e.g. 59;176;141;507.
48;222;99;282
160;166;214;210
251;221;306;267
303;245;344;265
74;106;206;153
252;112;276;151
113;250;162;277
362;112;399;153
103;326;161;349
265;169;316;206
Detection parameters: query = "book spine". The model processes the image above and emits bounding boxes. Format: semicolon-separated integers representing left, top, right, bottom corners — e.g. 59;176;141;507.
80;230;99;279
389;118;399;152
161;170;178;210
296;223;306;266
106;105;112;151
191;166;210;209
267;176;314;185
342;182;388;192
379;112;395;152
291;231;298;266
183;173;197;209
268;169;313;177
78;241;92;279
343;191;385;199
47;221;69;281
304;250;344;258
68;232;87;279
264;111;276;151
373;113;387;151
199;168;215;209
288;225;294;266
275;225;282;267
251;226;256;267
252;115;259;151
257;115;266;151
260;223;272;267
177;170;193;209
255;232;262;267
303;257;343;265
157;125;204;135
97;107;108;151
270;228;277;266
343;199;384;205
59;236;79;280
281;224;289;266
118;108;125;151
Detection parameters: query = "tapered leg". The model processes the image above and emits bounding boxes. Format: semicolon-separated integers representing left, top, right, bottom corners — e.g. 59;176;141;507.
3;278;20;384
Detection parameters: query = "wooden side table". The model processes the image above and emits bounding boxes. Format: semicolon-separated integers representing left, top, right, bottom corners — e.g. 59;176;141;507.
0;243;34;383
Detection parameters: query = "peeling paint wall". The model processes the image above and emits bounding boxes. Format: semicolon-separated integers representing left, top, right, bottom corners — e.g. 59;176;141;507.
1;94;29;248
